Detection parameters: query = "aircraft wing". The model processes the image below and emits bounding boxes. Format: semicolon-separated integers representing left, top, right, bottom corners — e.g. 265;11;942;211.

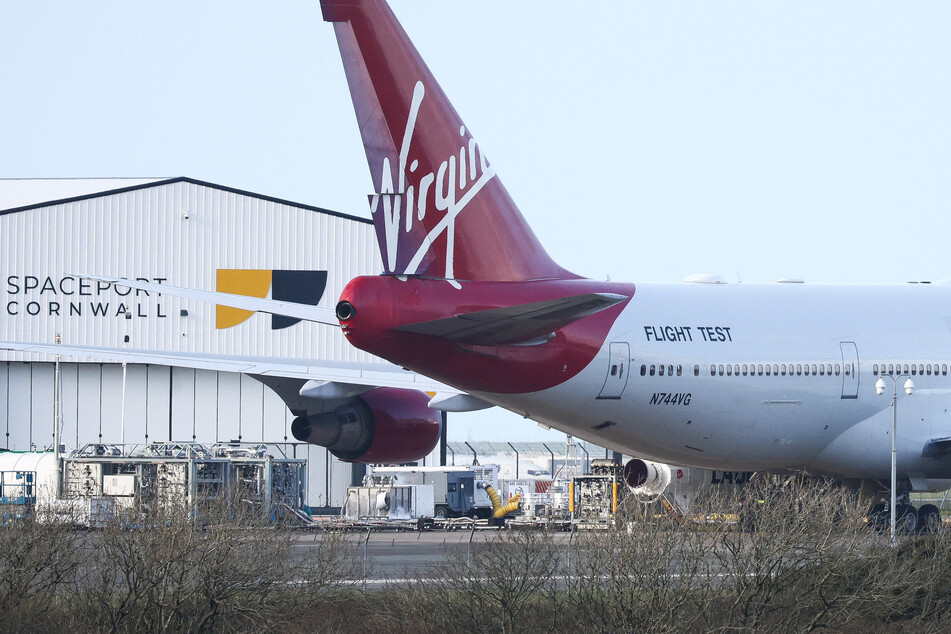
0;340;456;394
395;293;629;345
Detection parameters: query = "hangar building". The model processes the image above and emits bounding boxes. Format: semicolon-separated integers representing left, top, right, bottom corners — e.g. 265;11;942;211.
0;177;433;509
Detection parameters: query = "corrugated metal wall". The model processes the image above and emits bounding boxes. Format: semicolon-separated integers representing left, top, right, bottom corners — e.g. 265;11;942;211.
0;179;418;509
0;362;294;449
0;179;382;363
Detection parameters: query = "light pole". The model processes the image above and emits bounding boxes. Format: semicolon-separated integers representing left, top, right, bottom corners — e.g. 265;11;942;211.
875;373;915;547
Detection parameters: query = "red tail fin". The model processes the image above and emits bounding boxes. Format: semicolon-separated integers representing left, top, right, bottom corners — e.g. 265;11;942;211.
321;0;576;283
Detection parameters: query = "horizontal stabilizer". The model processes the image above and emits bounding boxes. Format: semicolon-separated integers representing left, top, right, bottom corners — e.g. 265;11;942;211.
74;274;340;327
396;293;629;346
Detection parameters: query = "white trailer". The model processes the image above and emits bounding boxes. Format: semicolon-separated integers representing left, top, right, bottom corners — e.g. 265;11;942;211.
368;465;499;518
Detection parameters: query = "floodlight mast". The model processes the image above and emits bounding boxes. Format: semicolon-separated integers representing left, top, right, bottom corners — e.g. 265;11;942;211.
875;374;915;547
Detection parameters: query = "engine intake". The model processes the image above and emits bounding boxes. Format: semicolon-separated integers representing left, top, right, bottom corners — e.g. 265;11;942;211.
624;458;678;499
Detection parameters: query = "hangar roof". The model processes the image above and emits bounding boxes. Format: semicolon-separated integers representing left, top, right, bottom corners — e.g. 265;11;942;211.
0;176;370;223
0;178;164;211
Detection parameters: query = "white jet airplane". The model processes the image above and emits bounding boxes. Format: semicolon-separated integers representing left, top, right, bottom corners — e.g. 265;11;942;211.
5;0;948;531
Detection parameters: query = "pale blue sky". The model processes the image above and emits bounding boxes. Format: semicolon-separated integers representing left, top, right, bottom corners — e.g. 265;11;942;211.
2;2;950;441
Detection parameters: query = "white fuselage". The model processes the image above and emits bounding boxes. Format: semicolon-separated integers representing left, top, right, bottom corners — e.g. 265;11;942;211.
479;281;951;484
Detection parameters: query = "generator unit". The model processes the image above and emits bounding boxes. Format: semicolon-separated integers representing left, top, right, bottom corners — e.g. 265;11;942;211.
570;459;625;529
368;465;499;518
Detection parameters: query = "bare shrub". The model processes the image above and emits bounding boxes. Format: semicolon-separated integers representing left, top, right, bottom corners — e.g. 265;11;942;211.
391;529;564;634
0;513;87;632
677;477;951;632
563;515;718;633
804;531;951;631
71;497;360;633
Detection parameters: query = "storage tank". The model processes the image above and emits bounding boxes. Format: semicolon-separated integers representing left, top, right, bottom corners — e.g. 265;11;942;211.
0;451;58;502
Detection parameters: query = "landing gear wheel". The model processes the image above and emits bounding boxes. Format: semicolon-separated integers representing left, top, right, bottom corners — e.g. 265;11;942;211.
434;505;451;519
917;504;941;534
867;503;888;532
897;503;918;534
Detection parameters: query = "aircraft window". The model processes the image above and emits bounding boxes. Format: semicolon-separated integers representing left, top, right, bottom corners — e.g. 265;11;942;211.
641;365;647;376
810;364;817;375
794;364;800;375
944;364;948;376
818;365;824;376
719;364;725;376
873;364;879;376
726;365;733;376
669;365;675;376
659;364;665;376
827;364;832;375
694;365;700;376
888;364;894;375
904;364;910;374
711;366;717;377
742;364;748;376
835;364;840;375
804;365;810;376
780;364;786;376
912;365;917;376
845;364;851;376
757;364;764;376
650;365;656;376
610;365;618;377
677;365;683;377
919;364;925;375
733;364;739;376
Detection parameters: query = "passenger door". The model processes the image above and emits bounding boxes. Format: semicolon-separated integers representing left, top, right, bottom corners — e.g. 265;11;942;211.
597;342;630;399
840;341;859;399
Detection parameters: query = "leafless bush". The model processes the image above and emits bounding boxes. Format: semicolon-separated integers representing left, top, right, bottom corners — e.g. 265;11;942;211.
696;478;865;631
560;477;951;633
390;529;564;634
0;512;87;632
69;497;360;633
12;477;951;632
690;477;951;632
802;531;951;631
564;516;718;632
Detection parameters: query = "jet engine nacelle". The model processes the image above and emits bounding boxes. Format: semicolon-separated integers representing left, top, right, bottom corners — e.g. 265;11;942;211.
623;458;688;500
291;387;440;463
623;458;754;514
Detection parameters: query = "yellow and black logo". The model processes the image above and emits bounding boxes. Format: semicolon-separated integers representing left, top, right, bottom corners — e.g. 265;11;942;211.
216;269;327;330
